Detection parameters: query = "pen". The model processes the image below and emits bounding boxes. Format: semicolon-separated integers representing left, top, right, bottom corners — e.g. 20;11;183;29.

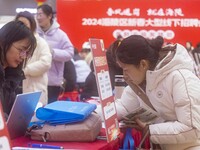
31;143;64;149
96;136;107;140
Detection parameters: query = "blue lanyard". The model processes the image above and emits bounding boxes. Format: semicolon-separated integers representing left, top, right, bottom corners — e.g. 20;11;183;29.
122;128;135;150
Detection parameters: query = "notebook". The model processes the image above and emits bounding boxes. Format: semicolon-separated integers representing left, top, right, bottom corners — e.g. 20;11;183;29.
6;91;42;139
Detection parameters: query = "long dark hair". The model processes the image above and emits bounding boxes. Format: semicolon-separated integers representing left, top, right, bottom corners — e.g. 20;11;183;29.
116;35;164;70
15;11;37;33
0;21;36;67
37;4;54;24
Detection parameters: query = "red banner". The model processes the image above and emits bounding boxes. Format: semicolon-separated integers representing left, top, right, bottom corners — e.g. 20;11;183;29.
57;0;200;49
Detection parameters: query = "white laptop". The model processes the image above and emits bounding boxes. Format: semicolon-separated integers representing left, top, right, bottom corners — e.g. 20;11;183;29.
6;91;42;139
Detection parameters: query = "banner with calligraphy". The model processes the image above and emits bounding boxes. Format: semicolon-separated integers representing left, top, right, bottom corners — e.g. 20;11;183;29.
89;38;120;143
57;0;200;49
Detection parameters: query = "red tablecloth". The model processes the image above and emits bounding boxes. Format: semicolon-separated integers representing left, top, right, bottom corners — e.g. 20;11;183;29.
11;128;150;149
11;129;121;150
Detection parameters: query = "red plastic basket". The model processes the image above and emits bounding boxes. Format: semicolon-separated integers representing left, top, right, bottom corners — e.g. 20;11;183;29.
58;91;80;102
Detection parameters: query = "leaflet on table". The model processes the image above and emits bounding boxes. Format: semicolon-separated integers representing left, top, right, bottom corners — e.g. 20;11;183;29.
121;97;159;125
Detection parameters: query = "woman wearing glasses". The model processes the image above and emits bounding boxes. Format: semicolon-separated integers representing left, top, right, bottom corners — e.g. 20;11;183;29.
0;21;36;118
15;11;52;106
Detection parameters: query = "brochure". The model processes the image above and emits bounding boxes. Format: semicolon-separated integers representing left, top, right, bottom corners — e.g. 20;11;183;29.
121;99;159;126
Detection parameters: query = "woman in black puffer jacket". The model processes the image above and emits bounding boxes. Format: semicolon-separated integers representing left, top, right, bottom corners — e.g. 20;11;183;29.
0;21;36;119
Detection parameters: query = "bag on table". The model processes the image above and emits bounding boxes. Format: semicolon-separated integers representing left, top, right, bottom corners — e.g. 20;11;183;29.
27;113;102;142
35;101;97;125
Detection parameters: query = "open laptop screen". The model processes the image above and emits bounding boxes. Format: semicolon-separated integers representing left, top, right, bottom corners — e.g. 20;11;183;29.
6;91;41;139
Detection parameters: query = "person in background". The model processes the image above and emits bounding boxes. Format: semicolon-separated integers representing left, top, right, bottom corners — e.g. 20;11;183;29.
106;39;123;90
80;41;93;66
73;47;91;93
184;41;200;78
192;43;200;68
36;4;74;103
115;35;200;150
0;21;36;118
63;59;77;92
15;11;52;105
185;41;194;53
80;60;98;101
79;48;90;60
58;59;77;101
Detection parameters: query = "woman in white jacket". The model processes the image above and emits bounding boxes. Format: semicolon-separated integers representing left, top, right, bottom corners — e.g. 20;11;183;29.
15;11;52;105
115;35;200;150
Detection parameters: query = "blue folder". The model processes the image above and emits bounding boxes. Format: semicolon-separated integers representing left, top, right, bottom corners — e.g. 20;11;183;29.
36;101;97;125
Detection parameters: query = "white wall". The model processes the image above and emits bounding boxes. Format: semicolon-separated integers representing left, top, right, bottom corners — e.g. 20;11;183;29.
0;0;56;16
0;0;56;28
0;16;14;29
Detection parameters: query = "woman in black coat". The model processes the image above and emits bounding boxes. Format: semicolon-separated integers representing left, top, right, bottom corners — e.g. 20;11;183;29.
0;21;36;118
80;60;98;100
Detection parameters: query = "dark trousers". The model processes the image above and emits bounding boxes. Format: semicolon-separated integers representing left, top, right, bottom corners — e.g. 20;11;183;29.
48;86;61;104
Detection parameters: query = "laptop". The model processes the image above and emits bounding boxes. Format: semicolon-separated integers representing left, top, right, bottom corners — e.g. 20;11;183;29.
6;91;42;139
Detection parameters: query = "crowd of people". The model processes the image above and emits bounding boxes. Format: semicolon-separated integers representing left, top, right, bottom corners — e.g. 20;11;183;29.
1;3;200;150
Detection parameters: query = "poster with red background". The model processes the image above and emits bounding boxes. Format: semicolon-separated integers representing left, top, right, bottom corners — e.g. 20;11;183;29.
57;0;200;50
89;38;120;143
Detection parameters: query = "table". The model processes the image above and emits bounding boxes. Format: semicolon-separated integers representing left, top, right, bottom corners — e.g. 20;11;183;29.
11;128;150;150
11;129;121;150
